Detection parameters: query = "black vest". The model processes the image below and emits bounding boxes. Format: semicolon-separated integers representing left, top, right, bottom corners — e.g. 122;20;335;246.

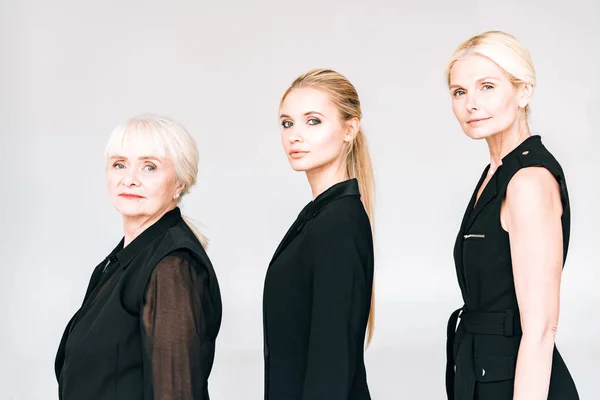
446;136;578;399
55;208;222;400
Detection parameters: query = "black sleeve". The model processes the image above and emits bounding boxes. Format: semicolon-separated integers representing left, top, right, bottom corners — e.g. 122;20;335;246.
140;251;209;400
301;217;371;400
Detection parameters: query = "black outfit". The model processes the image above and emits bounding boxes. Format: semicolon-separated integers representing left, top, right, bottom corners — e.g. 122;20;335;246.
446;136;578;399
55;207;222;400
263;178;373;400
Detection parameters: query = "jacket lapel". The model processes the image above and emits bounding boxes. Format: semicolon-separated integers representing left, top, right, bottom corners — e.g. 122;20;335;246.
268;222;300;267
268;204;310;267
453;167;487;298
464;168;498;232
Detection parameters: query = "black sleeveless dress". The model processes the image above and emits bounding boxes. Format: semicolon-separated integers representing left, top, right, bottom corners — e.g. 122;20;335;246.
445;135;579;399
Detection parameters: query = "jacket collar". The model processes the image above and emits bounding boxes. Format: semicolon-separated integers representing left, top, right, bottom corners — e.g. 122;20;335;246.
465;135;543;231
268;178;361;267
111;207;183;268
299;177;360;222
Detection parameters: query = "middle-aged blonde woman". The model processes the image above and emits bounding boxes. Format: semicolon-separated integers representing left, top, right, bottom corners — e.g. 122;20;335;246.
55;114;222;400
445;31;579;400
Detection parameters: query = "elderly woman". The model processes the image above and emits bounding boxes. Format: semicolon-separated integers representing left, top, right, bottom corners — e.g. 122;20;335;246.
54;114;222;400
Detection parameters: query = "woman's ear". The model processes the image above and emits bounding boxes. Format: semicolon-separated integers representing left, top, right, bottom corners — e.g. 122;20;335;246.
518;82;534;109
174;182;185;199
344;117;360;142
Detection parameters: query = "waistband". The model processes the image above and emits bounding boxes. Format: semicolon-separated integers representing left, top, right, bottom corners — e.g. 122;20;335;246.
445;306;521;399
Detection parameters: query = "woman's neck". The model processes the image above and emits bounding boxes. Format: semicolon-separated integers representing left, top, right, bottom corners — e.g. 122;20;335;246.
485;115;531;174
306;162;349;200
122;205;175;246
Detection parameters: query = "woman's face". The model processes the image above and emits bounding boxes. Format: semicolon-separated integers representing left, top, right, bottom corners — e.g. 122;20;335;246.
449;54;531;140
279;88;356;174
106;135;183;221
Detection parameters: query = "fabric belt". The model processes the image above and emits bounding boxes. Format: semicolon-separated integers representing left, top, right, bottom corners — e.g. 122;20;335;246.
446;306;522;399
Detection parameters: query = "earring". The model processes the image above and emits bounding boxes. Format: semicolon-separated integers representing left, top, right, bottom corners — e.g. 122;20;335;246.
174;193;180;199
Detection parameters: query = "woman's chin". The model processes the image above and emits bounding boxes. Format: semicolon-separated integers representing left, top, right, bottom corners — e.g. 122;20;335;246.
113;202;146;218
464;129;494;140
288;160;311;172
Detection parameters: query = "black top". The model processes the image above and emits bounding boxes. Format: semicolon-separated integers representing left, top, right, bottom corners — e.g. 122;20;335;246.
446;136;578;399
263;178;374;400
55;207;222;400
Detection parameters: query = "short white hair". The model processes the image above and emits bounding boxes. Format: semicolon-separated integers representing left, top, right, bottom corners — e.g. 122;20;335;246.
105;113;199;197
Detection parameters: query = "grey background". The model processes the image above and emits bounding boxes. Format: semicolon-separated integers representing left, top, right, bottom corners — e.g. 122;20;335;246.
1;0;598;398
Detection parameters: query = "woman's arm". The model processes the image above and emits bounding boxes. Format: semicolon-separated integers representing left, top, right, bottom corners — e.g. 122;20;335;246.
502;167;564;400
140;251;209;400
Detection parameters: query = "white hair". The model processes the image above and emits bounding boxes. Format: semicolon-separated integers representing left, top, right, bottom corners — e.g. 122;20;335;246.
105;113;208;247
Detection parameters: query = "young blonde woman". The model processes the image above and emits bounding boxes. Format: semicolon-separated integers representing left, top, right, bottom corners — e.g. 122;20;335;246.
55;114;222;400
445;31;579;400
262;69;375;400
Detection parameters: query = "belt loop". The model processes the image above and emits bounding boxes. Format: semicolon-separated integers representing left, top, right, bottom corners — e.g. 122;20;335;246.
445;305;465;400
504;309;514;336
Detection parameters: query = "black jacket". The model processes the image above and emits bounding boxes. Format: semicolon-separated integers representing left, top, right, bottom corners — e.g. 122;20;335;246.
55;207;222;400
263;178;374;400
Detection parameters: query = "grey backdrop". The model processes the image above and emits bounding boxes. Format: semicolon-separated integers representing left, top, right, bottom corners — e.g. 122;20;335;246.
1;0;598;399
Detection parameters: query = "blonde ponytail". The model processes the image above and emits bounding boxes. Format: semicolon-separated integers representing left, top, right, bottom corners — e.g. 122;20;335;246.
347;128;376;346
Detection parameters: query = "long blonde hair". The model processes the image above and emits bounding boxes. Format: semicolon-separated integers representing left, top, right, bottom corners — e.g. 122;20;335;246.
105;113;209;248
447;30;536;115
280;69;376;346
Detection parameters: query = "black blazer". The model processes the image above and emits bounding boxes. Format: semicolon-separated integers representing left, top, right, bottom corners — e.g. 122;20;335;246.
446;136;578;399
263;178;374;400
55;207;222;400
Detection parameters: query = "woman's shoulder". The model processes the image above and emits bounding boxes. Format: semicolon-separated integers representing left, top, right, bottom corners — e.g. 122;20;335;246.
516;136;566;172
311;196;371;237
152;249;209;282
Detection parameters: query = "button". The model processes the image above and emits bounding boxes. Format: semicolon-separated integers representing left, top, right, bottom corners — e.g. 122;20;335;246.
482;368;486;376
110;256;118;262
522;151;529;155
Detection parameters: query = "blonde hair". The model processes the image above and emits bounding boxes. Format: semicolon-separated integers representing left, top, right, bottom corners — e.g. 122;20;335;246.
280;68;376;346
105;113;208;248
447;30;536;115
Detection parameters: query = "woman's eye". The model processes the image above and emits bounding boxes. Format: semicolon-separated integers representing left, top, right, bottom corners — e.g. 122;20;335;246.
144;164;156;172
482;84;494;91
454;90;466;97
281;120;293;128
113;163;125;169
307;118;321;125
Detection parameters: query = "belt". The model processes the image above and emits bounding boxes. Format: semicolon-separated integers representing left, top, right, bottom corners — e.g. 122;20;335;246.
445;306;522;399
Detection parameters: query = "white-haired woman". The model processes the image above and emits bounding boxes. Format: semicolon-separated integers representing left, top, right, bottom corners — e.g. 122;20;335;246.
55;114;222;400
445;31;578;399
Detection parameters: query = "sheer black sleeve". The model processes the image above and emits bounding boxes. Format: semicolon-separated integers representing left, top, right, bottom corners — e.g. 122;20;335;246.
141;250;210;400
